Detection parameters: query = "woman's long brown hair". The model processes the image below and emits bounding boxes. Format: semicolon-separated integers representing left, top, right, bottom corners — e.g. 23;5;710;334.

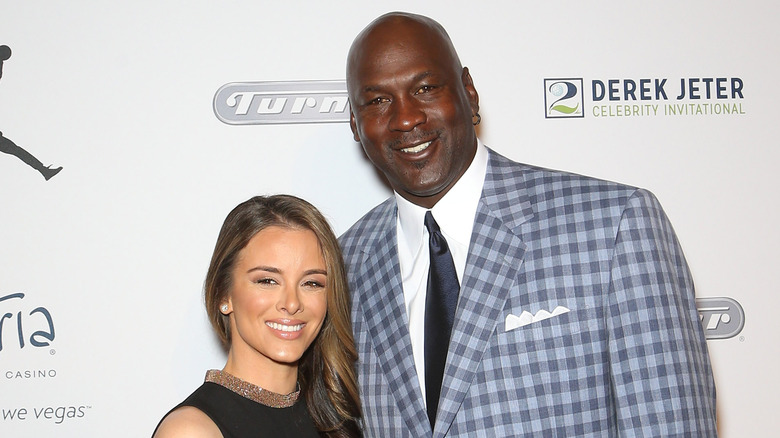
204;195;361;437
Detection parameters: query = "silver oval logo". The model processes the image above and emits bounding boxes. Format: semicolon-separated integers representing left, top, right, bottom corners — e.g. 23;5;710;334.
213;80;349;125
696;297;745;340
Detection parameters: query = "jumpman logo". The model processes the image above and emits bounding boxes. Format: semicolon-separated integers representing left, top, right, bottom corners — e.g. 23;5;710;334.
0;45;62;181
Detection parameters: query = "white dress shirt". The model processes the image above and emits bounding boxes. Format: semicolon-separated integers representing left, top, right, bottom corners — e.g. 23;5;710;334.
395;139;488;403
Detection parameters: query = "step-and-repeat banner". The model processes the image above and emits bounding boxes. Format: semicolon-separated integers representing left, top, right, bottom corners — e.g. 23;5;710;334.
2;2;776;436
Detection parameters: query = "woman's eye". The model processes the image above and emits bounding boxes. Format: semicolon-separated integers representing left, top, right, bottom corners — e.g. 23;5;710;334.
303;280;325;289
255;278;277;285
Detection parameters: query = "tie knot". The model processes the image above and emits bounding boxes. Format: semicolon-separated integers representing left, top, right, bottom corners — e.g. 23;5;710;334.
424;211;441;234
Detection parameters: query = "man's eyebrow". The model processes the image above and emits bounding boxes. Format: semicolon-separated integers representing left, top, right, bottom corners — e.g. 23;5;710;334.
359;72;436;93
412;71;434;82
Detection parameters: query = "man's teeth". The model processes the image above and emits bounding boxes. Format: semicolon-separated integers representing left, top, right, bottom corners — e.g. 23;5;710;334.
267;322;303;332
401;141;431;154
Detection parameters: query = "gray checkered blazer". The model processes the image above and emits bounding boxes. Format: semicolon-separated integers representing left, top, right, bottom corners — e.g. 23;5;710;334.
339;148;717;437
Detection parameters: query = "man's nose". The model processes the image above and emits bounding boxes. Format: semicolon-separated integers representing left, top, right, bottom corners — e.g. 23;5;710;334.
388;97;426;132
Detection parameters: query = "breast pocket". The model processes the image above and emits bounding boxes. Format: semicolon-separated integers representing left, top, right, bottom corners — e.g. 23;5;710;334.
496;306;604;357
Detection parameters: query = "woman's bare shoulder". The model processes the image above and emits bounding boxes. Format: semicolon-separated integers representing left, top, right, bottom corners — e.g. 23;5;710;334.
153;406;222;438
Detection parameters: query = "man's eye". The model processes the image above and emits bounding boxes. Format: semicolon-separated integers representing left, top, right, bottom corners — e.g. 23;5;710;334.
366;97;388;105
416;85;435;94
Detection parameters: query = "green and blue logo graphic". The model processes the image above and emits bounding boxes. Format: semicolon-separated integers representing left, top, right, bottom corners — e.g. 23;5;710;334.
544;78;584;119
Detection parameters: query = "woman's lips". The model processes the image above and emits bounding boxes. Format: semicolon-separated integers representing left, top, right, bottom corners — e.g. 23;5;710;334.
265;321;304;332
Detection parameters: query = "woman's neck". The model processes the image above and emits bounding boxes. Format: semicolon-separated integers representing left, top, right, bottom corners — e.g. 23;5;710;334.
223;349;298;395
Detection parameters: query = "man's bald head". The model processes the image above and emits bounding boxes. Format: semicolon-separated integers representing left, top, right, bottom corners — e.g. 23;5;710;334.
347;12;463;92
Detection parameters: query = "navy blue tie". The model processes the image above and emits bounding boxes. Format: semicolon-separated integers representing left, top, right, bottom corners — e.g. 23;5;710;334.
424;211;460;429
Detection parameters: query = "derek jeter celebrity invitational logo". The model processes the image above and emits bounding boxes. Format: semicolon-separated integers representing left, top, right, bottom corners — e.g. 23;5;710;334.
544;75;745;119
544;78;584;119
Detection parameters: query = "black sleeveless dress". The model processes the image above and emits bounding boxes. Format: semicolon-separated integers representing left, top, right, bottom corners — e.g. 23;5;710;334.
153;370;319;438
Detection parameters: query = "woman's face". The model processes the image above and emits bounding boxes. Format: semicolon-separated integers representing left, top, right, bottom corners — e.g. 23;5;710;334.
224;226;327;367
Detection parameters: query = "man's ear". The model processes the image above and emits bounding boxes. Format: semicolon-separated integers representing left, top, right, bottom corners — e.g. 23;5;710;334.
349;105;361;143
462;66;480;116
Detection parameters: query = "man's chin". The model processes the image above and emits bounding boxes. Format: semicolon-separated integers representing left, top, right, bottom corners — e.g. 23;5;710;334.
395;182;453;207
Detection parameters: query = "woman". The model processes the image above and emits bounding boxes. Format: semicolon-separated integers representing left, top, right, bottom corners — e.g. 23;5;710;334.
154;195;361;438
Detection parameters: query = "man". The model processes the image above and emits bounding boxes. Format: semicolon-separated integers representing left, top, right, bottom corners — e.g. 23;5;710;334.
339;12;716;437
0;45;62;181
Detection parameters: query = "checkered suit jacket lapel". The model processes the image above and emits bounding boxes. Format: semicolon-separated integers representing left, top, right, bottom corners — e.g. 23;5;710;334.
434;151;534;435
348;199;431;435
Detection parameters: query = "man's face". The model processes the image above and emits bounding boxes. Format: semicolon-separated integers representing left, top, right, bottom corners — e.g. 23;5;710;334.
348;19;479;208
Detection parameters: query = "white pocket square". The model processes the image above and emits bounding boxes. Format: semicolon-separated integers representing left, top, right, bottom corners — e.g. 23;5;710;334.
505;306;571;332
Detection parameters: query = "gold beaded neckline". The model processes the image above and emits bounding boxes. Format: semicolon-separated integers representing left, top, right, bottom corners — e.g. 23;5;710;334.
205;369;300;408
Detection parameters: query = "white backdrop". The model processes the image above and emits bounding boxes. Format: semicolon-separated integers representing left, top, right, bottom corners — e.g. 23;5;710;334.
1;1;777;436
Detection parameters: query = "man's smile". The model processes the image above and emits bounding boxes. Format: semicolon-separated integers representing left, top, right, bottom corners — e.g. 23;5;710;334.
401;141;432;154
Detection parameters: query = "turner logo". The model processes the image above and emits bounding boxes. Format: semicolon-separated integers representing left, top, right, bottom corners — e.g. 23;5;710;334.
544;78;584;119
214;80;350;125
695;297;745;340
